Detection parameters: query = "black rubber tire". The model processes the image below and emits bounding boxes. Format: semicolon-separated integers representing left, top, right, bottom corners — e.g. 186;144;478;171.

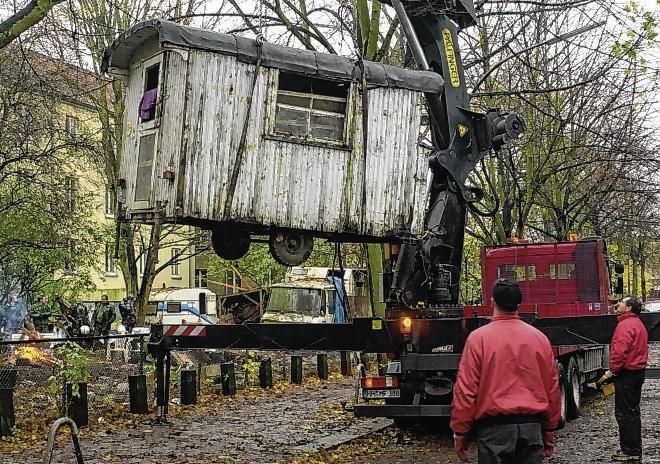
211;231;251;260
557;362;568;429
269;231;314;266
566;356;581;420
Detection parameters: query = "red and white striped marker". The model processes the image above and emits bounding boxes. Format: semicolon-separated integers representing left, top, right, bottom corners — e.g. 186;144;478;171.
163;325;208;337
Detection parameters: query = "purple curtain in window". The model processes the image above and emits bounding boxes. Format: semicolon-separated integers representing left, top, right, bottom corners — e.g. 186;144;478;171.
139;89;158;121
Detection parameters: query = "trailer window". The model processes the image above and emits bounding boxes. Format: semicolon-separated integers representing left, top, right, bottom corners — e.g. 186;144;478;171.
272;72;348;144
550;263;575;280
139;61;160;123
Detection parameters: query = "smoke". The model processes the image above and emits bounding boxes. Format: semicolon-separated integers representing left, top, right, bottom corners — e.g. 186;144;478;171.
0;294;27;338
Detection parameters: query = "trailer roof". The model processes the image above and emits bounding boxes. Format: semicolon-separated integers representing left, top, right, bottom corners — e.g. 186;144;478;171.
102;19;445;94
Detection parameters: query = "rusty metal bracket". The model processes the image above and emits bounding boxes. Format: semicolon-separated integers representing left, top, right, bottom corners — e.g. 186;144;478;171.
43;417;85;464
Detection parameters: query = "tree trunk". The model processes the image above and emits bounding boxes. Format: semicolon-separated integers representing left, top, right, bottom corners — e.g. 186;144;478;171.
136;211;164;325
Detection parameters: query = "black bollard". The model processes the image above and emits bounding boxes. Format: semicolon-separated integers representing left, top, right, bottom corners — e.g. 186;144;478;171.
128;374;149;414
340;351;352;377
290;356;303;384
220;362;236;396
317;353;328;380
65;383;88;428
259;359;273;388
0;369;17;437
360;353;370;373
377;353;387;376
0;389;15;437
181;369;197;405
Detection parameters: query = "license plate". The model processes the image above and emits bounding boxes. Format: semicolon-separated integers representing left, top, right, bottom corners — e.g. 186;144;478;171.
363;389;400;399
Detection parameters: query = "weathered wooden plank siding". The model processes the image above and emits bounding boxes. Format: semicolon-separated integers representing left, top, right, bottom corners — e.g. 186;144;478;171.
153;50;187;217
363;88;427;236
120;61;144;212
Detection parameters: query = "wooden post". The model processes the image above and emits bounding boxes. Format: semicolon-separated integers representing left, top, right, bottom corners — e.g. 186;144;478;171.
65;383;88;428
341;351;352;377
259;359;273;388
290;356;303;384
181;369;197;405
220;362;236;396
128;374;149;414
317;353;328;380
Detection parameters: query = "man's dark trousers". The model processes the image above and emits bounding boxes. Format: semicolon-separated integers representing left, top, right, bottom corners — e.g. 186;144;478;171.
476;422;544;464
614;369;645;456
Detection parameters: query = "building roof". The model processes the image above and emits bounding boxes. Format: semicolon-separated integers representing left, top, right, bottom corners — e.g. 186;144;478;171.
0;47;100;110
102;19;445;94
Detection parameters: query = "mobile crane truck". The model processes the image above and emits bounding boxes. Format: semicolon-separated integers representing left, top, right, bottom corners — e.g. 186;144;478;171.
102;0;660;422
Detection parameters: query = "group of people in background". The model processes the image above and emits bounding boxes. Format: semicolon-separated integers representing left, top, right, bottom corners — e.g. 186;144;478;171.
1;293;138;340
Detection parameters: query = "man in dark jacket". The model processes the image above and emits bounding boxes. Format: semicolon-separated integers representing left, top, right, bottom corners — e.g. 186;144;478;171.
92;294;116;337
118;296;137;333
450;279;562;464
599;297;648;462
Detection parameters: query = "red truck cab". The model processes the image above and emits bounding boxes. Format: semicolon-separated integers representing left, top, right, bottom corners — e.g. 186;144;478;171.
468;238;614;318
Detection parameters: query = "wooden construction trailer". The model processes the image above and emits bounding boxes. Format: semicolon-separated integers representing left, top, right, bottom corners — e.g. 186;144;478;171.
102;20;442;265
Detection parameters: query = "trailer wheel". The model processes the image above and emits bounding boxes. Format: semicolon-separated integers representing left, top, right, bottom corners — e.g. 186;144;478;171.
566;356;581;419
269;232;313;266
558;362;567;428
211;231;251;260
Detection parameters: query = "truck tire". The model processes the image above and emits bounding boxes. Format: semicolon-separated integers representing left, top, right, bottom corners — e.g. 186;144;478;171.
566;356;581;419
558;362;567;428
269;231;313;266
211;231;251;260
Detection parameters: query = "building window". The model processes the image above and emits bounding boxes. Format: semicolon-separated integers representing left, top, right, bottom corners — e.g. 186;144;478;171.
64;177;78;211
272;72;349;145
65;115;79;137
64;239;76;274
104;186;114;217
105;244;115;274
171;248;181;278
195;269;208;288
137;246;146;274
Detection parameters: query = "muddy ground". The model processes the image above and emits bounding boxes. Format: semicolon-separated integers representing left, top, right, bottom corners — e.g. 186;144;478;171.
0;346;658;464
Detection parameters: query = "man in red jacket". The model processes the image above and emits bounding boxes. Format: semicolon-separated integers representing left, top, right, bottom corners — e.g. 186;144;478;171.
450;279;561;463
599;296;648;462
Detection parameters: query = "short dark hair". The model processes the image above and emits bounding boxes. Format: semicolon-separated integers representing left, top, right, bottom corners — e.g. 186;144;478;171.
492;278;523;311
625;297;642;315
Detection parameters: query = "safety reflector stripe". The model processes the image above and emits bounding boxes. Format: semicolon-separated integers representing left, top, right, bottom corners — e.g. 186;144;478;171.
163;325;207;337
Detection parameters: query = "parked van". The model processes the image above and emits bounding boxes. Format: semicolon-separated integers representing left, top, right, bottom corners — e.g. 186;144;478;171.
146;288;217;325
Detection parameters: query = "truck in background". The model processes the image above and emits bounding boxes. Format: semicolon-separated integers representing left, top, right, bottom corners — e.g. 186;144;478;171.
261;267;369;323
146;288;218;325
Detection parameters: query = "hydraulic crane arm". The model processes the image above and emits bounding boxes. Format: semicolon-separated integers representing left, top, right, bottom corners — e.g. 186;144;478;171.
381;0;525;308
